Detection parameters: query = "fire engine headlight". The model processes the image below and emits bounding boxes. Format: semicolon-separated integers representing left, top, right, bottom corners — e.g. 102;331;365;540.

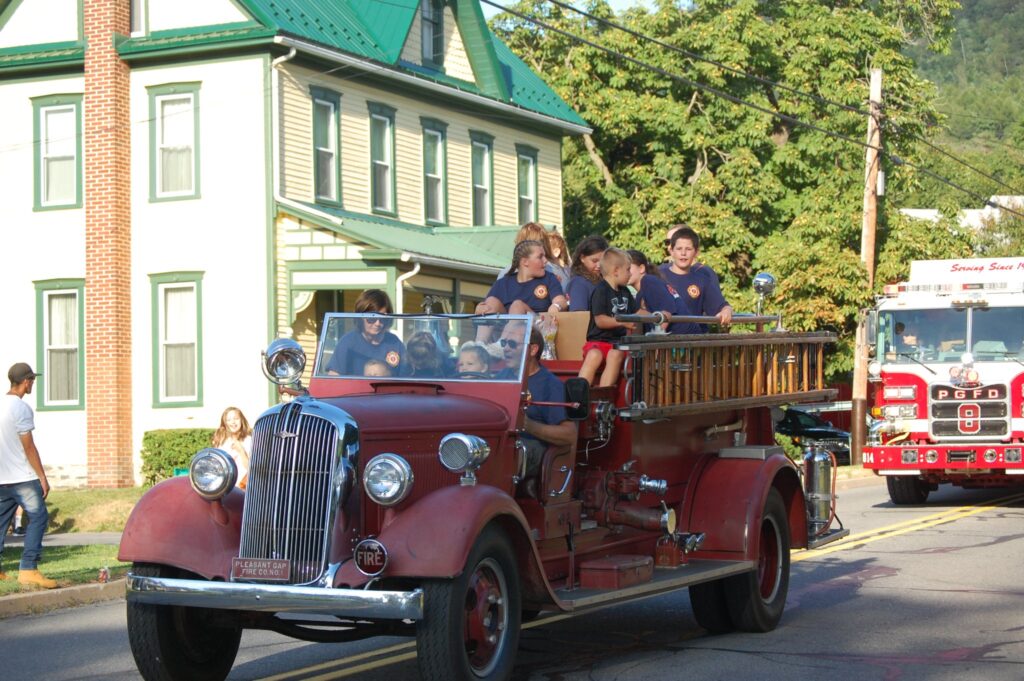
1006;448;1022;463
363;454;413;507
882;404;917;418
984;449;998;463
925;449;938;463
438;433;490;473
189;448;237;500
262;338;306;385
965;368;979;383
883;386;917;400
868;361;881;378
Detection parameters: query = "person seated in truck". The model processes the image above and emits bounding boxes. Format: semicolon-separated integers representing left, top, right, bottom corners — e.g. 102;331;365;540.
325;289;405;376
406;331;452;379
456;342;492;377
362;359;392;378
565;235;608;312
476;240;568;318
660;225;733;331
519;325;578;481
579;248;637;387
626;249;678;334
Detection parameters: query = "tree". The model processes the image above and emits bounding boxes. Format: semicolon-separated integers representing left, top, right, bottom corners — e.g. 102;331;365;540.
493;0;962;379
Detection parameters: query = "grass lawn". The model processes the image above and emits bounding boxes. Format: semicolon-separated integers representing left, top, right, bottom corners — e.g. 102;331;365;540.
45;486;147;533
0;545;129;595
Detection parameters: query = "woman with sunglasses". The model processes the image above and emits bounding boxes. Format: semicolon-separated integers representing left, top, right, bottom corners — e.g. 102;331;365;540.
325;289;406;376
477;239;568;317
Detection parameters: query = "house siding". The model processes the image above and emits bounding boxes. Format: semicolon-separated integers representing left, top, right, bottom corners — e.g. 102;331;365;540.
400;5;475;84
146;0;250;34
0;0;79;48
280;63;565;227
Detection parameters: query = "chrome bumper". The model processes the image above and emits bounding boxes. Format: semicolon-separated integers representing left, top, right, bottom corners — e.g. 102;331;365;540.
126;573;423;621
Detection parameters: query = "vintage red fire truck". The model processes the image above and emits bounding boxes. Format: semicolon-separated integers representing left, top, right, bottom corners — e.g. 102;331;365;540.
121;286;846;681
863;257;1024;503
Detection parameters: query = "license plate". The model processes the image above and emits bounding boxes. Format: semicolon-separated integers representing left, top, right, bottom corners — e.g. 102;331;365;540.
231;557;290;582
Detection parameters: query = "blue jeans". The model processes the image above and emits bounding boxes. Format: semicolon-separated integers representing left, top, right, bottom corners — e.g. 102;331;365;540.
0;479;48;570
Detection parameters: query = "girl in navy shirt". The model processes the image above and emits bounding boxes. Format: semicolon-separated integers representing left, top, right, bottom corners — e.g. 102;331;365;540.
565;235;608;312
478;239;567;316
626;249;700;334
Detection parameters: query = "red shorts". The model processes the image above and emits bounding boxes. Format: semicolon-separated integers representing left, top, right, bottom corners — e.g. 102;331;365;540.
582;341;614;360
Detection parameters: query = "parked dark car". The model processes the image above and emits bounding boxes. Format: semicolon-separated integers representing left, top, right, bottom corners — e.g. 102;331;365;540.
775;408;851;466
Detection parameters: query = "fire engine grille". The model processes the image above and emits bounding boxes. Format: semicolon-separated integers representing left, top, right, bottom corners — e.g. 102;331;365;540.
238;402;339;585
929;383;1009;440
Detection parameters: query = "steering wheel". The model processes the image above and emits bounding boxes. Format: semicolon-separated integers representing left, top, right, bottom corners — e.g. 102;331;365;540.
457;371;491;380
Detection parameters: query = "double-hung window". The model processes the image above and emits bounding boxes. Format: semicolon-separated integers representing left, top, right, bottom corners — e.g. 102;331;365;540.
470;131;493;226
311;87;341;205
34;279;84;410
421;0;444;69
369;102;397;215
151;272;203;406
148;83;201;201
421;117;448;224
516;144;538;224
32;94;82;210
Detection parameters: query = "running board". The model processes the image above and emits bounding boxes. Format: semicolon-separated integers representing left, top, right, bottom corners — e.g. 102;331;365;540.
806;527;849;550
554;559;755;611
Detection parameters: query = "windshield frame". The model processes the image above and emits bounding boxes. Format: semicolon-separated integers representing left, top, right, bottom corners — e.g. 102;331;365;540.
312;312;533;383
876;305;1024;364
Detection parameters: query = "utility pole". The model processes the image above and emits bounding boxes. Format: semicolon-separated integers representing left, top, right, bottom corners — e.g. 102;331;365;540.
852;68;882;466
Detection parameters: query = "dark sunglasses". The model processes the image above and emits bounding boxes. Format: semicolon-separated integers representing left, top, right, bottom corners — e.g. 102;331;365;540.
363;316;392;328
498;338;520;349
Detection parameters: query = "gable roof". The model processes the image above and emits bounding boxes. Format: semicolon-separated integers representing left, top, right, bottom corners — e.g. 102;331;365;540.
113;0;588;132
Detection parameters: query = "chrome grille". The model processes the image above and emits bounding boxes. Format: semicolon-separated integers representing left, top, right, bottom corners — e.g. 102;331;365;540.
238;402;339;585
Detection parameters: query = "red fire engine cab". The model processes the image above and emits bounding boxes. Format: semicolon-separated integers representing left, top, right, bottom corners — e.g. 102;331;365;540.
863;257;1024;503
121;282;846;681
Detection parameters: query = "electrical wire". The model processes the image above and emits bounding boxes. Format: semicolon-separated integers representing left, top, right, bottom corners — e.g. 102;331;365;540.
482;0;1024;219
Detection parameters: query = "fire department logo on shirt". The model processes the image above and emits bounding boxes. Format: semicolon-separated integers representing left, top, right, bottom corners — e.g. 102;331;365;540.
385;351;401;367
534;284;549;300
687;285;701;299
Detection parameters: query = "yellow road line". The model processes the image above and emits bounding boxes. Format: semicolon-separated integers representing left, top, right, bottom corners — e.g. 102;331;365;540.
263;491;1024;679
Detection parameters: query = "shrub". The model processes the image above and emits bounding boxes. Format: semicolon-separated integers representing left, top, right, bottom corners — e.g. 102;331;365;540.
141;428;216;485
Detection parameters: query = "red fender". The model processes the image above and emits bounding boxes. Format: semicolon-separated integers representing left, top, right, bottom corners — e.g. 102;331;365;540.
117;477;244;580
686;452;807;561
336;485;556;607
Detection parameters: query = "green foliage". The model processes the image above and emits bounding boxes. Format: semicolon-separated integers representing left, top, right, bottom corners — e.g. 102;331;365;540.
0;545;127;595
46;486;146;533
492;0;958;378
140;428;215;485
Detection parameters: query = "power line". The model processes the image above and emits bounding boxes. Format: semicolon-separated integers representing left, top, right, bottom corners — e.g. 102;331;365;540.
482;0;1024;218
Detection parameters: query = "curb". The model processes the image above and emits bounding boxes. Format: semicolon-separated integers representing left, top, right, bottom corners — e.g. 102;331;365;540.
0;578;125;620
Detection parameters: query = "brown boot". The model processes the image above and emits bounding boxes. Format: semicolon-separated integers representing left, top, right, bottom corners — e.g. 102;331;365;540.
18;569;57;589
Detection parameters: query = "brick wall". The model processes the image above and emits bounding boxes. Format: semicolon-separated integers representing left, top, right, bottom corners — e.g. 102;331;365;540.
83;0;134;486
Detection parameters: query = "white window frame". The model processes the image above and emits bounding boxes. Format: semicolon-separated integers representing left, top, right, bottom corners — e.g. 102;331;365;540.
314;96;339;202
42;288;80;407
421;0;444;67
371;113;394;213
155;92;196;198
158;281;199;403
424;128;444;223
517;152;537;223
39;104;78;208
472;140;492;226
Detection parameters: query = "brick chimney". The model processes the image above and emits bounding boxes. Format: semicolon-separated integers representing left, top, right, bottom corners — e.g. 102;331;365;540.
83;1;134;486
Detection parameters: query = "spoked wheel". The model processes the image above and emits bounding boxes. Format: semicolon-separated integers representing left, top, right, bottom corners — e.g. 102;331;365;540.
725;488;791;632
417;526;522;681
127;563;241;681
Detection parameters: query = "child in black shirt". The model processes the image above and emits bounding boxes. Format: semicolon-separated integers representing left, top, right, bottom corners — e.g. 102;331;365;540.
579;248;637;386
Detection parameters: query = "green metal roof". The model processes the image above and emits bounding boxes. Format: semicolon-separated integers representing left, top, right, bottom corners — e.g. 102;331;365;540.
0;40;84;72
281;200;517;271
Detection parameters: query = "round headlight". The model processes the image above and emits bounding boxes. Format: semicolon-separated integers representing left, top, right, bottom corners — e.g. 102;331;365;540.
438;433;490;473
363;454;413;506
189;448;237;500
868;361;881;377
262;338;306;385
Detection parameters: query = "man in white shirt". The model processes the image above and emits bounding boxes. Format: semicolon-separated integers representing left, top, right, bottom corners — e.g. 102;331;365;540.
0;363;56;588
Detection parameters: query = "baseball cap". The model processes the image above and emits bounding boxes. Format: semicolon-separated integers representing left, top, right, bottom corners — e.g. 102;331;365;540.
8;363;41;384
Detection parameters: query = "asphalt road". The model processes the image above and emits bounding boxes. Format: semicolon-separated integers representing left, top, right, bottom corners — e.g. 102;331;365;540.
3;481;1023;681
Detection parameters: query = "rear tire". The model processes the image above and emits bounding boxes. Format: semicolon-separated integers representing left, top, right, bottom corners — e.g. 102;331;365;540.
688;578;734;634
887;475;930;505
724;488;790;632
417;526;522;681
127;563;241;681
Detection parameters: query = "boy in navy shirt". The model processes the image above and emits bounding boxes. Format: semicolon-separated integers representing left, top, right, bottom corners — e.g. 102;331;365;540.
579;248;637;386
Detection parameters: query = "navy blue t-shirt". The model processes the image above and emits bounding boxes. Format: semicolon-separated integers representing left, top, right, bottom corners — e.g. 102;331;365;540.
659;263;728;332
587;279;637;343
487;271;564;314
325;329;406;376
566;275;598;312
522;366;568;442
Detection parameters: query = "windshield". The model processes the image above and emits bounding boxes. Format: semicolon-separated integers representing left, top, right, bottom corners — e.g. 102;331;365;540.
313;313;531;382
877;306;1024;363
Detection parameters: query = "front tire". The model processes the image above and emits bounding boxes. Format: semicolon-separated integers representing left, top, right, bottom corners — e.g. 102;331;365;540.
724;488;791;632
127;563;241;681
887;475;930;505
417;526;522;681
